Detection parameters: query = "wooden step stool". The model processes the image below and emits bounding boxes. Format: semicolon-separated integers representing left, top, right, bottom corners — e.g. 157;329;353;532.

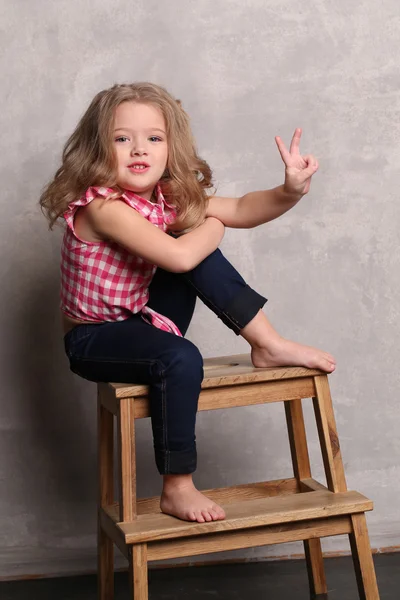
97;354;380;599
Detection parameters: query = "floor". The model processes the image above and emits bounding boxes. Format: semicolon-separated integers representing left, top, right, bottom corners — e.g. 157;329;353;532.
1;553;397;599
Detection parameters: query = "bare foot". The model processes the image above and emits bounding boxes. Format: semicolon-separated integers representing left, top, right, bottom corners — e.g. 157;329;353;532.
160;475;226;523
241;310;336;372
251;337;336;372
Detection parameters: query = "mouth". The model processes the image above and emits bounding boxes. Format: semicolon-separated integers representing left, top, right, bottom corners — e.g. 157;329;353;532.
128;161;150;173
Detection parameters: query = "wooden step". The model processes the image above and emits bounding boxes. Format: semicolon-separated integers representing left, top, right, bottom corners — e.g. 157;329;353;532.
106;354;323;398
99;355;322;417
105;488;373;545
134;478;301;516
106;478;318;518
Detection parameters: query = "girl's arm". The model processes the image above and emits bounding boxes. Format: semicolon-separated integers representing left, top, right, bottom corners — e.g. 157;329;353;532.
206;185;302;229
84;198;225;273
207;128;319;229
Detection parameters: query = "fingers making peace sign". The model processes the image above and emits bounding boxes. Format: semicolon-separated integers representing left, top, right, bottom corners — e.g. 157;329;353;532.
275;128;319;196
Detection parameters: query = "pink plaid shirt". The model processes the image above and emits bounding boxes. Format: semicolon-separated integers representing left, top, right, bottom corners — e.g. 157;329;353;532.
61;184;182;336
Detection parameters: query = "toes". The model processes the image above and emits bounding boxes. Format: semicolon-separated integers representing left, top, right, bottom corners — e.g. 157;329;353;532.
322;351;336;364
324;353;336;364
212;504;226;520
195;510;205;523
321;359;335;372
209;508;220;521
201;510;213;522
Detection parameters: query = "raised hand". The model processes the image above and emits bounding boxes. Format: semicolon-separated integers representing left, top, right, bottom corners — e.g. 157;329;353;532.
275;128;319;196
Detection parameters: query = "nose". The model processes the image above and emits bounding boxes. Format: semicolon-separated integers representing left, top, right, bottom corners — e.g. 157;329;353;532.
131;147;147;156
130;138;148;156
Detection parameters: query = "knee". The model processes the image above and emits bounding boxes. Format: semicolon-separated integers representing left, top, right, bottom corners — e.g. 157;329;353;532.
162;342;204;382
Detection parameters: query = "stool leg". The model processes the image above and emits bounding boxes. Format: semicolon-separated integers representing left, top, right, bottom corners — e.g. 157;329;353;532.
285;399;328;598
313;375;347;493
117;397;137;522
98;524;114;600
304;539;328;599
349;513;380;600
98;396;114;600
129;544;148;600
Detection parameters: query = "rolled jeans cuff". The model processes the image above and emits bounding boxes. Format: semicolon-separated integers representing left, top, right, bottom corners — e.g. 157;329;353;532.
155;446;197;475
222;284;267;335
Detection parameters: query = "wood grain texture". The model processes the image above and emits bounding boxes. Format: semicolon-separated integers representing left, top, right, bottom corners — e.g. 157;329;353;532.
108;354;322;399
104;479;300;521
99;507;128;560
98;382;118;415
119;490;373;545
285;399;312;480
304;538;327;597
114;378;316;420
300;478;329;493
313;376;347;493
117;398;136;522
97;395;114;599
349;513;380;599
98;401;114;508
147;516;352;561
129;544;148;600
285;399;327;596
98;524;114;600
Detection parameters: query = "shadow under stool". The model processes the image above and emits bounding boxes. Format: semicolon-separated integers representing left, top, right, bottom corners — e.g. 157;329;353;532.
97;354;380;599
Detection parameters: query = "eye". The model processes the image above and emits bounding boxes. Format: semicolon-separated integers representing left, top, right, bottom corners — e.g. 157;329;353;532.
115;136;129;143
149;136;163;142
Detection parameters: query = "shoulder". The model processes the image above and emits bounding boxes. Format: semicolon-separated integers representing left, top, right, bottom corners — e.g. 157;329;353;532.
75;195;141;243
85;195;142;230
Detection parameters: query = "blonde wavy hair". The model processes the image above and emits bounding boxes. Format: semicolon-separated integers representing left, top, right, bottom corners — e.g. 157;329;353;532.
40;82;214;231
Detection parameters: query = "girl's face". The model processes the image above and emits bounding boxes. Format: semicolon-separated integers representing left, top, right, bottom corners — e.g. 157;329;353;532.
113;101;168;201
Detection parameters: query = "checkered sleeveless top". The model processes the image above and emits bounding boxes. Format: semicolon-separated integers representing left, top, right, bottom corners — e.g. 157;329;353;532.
61;184;182;336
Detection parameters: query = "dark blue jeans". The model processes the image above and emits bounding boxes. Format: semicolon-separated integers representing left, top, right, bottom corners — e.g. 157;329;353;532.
64;249;266;475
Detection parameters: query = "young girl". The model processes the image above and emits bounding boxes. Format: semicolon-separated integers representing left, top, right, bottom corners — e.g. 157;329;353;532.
40;82;335;524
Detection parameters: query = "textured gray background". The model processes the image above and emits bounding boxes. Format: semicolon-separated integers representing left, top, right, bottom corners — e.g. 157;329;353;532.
1;0;399;579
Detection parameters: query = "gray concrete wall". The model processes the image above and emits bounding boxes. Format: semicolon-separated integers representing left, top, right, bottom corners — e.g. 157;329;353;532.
1;0;399;579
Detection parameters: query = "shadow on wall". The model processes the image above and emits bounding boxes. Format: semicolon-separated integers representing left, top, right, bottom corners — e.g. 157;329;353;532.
7;258;98;534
